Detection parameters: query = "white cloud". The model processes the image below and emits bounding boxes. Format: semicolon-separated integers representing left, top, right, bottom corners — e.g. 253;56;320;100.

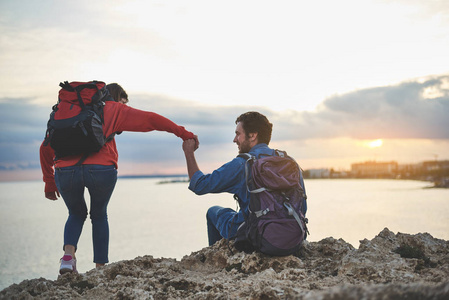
1;74;448;174
1;0;448;112
273;75;449;140
1;0;449;176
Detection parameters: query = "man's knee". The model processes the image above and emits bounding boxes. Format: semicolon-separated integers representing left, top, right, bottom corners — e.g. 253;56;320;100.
206;205;223;219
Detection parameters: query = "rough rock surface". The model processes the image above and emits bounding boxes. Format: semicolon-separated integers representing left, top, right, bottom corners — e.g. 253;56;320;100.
1;228;448;299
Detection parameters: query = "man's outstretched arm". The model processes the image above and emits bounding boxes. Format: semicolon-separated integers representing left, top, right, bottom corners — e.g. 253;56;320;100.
182;139;200;179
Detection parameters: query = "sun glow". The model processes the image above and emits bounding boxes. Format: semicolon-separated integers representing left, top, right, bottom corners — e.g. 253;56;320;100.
367;139;383;148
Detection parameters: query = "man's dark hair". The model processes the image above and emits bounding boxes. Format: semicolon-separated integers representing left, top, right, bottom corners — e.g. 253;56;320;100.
235;111;273;145
106;83;128;103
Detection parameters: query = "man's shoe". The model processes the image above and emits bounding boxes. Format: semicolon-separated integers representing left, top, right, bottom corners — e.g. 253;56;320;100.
59;254;77;274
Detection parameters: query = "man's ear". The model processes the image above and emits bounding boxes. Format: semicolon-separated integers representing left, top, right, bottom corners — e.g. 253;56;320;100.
249;132;258;142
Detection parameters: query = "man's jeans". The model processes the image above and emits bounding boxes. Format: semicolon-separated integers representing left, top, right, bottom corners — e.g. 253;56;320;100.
55;164;117;264
206;206;240;246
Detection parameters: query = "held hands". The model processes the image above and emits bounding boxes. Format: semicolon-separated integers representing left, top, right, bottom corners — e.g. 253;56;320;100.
182;135;201;179
193;135;200;150
183;135;199;153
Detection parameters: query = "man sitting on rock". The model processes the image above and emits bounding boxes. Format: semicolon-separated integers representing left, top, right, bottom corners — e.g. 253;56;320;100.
182;111;275;245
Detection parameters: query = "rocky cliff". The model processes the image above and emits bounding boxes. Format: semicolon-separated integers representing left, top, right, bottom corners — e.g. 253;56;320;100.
1;228;448;299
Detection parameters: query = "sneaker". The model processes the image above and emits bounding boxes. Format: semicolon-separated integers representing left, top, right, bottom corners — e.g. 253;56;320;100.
59;254;77;275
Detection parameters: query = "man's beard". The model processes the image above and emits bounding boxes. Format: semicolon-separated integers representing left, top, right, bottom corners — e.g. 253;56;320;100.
238;139;252;153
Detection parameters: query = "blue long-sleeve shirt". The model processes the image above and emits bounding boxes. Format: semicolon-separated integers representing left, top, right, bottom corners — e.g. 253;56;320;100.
188;143;275;237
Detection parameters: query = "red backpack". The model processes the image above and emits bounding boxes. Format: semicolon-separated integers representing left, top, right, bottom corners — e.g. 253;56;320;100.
43;81;116;164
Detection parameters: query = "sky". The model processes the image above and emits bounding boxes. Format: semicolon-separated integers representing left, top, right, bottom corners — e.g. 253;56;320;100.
0;0;448;181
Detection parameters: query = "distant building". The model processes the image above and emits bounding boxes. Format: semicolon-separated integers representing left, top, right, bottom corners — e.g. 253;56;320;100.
416;160;449;183
397;163;420;178
303;159;448;182
307;168;330;178
419;160;449;172
351;161;398;178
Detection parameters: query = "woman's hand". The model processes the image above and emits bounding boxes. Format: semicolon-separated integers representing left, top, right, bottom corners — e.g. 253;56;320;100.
45;190;60;201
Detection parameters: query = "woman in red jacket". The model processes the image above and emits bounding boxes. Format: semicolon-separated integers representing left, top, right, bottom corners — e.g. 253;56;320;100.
40;83;198;274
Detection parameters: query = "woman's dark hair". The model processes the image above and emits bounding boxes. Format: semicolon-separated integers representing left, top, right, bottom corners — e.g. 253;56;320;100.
235;111;273;145
106;83;128;103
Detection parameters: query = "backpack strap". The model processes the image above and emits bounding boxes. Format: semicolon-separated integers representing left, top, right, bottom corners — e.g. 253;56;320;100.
237;153;252;187
274;149;286;157
59;81;100;93
237;153;252;160
59;81;105;111
59;81;75;91
283;202;306;234
238;153;256;192
237;153;269;194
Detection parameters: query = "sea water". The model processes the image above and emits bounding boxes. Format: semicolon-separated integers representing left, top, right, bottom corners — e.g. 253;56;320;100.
1;178;448;290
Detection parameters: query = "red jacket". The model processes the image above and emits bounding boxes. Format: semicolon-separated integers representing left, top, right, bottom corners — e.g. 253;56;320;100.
40;101;194;193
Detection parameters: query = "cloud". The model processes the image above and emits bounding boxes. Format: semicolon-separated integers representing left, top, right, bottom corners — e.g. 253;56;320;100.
0;98;49;142
0;1;174;104
3;0;449;113
0;99;49;171
0;75;448;173
273;75;449;141
110;75;449;165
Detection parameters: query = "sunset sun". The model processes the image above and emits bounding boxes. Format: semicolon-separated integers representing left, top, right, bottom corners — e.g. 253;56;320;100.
367;139;383;148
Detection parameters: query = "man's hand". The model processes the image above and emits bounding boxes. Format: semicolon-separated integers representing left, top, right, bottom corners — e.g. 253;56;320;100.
45;190;60;201
183;137;201;179
183;138;198;153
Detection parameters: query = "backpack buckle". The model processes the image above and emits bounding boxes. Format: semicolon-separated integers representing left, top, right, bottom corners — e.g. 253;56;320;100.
254;208;270;218
283;202;294;216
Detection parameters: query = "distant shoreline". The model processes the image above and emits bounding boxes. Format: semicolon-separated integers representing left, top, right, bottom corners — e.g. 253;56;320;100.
118;174;188;179
116;175;447;188
0;176;445;188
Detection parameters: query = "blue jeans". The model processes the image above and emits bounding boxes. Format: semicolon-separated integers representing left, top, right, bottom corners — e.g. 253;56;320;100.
206;206;240;246
55;164;117;264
